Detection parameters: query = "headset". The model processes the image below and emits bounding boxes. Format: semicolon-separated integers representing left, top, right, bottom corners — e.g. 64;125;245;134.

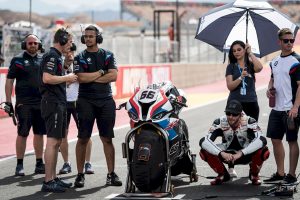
57;28;70;46
81;25;103;44
70;42;77;52
21;34;43;51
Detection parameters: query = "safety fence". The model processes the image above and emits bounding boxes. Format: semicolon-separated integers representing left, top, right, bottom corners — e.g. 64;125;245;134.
1;25;224;67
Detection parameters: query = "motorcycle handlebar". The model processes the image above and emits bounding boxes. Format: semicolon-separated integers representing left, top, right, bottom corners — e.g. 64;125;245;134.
170;99;188;107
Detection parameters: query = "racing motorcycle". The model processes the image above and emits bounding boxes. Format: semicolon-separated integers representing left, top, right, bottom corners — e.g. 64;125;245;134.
117;81;198;196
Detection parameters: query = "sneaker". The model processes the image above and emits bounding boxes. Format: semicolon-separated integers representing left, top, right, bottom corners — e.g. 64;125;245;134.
59;162;71;174
106;172;122;186
264;172;285;183
84;162;94;174
41;180;66;193
250;174;261;185
15;164;25;176
282;174;298;185
35;163;45;174
74;173;85;188
54;177;72;188
210;172;230;185
228;168;238;178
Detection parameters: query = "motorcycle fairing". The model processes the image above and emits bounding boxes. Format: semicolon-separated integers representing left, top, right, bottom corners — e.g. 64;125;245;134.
157;118;180;141
126;88;173;123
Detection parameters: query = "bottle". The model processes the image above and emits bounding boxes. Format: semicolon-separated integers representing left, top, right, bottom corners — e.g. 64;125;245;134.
269;87;276;108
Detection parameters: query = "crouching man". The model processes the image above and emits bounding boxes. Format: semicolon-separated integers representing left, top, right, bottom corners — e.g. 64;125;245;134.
199;100;269;185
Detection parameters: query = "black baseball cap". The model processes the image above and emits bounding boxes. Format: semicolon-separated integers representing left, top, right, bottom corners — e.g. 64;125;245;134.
225;100;243;114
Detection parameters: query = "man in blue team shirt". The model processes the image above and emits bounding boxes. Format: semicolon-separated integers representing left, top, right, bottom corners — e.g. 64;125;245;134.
40;28;77;193
5;34;46;176
73;25;122;188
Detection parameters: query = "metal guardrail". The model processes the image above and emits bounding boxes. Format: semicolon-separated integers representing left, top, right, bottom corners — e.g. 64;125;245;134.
1;25;224;66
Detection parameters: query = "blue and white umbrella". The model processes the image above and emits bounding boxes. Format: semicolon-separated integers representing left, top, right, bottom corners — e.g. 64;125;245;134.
195;0;299;57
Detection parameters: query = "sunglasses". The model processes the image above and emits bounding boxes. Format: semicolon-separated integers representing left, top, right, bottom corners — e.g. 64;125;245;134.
28;42;38;45
225;112;240;117
281;39;295;44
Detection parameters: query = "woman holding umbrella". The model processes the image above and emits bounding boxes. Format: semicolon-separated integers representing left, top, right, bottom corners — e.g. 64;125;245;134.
226;40;263;121
225;40;263;178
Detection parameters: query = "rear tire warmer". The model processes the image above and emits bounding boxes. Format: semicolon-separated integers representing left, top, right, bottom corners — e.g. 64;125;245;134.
130;128;167;192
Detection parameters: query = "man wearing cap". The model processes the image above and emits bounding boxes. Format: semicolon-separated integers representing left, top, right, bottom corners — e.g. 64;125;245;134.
199;100;269;185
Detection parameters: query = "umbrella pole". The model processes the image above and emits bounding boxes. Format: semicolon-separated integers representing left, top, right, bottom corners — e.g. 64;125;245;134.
246;9;249;43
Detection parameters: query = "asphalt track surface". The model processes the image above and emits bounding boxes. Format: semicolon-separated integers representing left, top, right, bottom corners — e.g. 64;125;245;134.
0;67;299;199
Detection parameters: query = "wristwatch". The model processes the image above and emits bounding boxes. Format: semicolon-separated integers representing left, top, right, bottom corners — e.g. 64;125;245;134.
238;76;243;81
99;69;105;76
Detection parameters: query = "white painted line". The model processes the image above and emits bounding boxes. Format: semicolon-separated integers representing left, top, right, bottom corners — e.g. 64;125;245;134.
105;193;119;199
104;193;184;199
0;126;130;162
184;85;267;112
171;194;185;199
0;150;35;162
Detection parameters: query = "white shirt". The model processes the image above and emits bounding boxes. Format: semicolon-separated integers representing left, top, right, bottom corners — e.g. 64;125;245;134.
270;53;300;111
66;81;79;102
65;64;79;102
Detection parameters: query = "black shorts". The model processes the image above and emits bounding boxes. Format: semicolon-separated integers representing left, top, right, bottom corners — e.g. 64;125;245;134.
15;104;46;137
41;100;67;139
77;98;116;139
267;109;299;141
66;101;78;129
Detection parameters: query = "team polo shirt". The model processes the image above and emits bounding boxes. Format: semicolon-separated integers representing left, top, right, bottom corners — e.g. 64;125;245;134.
270;52;300;111
225;63;257;102
73;48;117;99
7;51;43;104
39;47;66;104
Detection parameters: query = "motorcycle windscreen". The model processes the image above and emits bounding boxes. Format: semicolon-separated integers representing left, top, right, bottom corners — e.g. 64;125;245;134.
131;128;167;192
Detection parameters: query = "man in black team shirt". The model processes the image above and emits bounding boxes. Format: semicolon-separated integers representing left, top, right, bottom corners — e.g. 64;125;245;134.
40;28;77;193
73;25;122;187
5;34;46;176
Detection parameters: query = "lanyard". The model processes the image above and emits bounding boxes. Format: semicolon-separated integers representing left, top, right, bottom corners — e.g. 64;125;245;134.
238;65;247;89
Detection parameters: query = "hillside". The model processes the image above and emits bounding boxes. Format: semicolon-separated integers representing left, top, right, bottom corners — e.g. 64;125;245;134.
0;9;56;28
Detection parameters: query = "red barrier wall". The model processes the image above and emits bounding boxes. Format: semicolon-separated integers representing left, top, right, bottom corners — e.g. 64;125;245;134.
0;65;172;117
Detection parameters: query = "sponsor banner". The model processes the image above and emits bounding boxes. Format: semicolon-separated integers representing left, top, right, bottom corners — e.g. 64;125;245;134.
115;65;171;98
0;64;171;116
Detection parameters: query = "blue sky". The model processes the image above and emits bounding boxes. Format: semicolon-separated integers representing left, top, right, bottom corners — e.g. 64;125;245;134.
0;0;234;14
0;0;121;14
